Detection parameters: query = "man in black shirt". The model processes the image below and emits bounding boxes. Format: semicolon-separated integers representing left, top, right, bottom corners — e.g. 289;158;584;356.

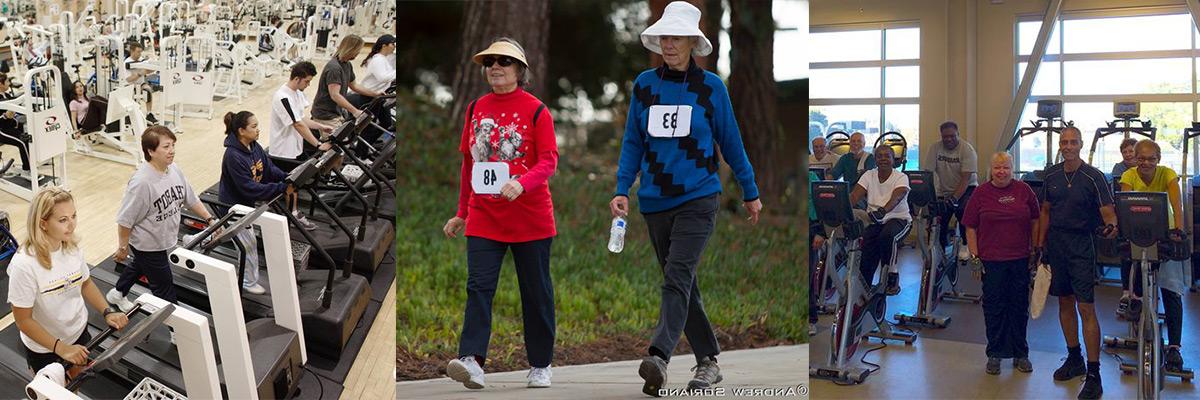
1035;126;1117;400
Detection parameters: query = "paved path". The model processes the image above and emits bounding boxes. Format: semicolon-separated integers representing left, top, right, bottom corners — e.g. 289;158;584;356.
396;345;808;399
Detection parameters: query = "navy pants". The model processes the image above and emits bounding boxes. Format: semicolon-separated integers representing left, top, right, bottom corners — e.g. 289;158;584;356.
114;246;176;303
458;236;556;368
644;194;721;364
981;258;1031;359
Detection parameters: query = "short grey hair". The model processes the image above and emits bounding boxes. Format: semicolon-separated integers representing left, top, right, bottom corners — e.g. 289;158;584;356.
479;37;531;87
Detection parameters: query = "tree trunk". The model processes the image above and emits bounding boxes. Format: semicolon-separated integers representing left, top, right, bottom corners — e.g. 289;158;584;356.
647;0;713;70
728;0;785;208
448;0;550;121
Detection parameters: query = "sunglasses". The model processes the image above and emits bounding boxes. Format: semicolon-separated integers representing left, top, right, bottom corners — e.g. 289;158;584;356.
481;56;516;68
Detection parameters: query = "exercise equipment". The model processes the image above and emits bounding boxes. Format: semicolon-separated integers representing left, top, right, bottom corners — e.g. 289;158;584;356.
893;171;981;328
810;180;916;385
1008;99;1074;179
0;65;70;201
873;131;908;171
1108;192;1194;399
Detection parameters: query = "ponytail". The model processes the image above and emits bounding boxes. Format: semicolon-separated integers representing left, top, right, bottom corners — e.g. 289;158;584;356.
361;34;395;68
224;111;254;136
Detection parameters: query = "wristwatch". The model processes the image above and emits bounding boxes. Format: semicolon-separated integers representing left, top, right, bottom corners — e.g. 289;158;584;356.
102;307;121;317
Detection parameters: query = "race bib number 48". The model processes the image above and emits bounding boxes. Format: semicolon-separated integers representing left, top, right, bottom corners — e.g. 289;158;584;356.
471;162;510;194
648;105;692;138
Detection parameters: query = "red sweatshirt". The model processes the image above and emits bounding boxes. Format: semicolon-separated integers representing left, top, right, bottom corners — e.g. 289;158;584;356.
456;88;558;243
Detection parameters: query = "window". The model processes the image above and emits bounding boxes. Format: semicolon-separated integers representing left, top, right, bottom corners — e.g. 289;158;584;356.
1013;10;1200;175
810;23;920;170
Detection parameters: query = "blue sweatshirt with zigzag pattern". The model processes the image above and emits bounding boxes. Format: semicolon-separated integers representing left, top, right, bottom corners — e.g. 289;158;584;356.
615;59;759;213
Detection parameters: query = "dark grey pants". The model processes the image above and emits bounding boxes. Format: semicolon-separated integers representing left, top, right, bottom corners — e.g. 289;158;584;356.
644;194;721;364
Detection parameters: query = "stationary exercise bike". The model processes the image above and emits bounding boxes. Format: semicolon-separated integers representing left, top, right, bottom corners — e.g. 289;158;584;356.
894;171;981;328
1110;192;1195;400
811;175;848;315
810;180;916;385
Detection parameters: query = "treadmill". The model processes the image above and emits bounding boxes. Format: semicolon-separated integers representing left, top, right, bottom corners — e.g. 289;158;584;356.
307;91;397;221
86;196;307;398
113;149;372;360
208;113;395;279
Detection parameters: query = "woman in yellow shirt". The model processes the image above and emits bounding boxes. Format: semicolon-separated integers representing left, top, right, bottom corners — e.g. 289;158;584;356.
1117;139;1187;371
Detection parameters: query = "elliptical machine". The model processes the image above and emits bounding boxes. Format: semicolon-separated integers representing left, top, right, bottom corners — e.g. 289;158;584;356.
1109;193;1195;396
810;180;916;385
893;171;981;328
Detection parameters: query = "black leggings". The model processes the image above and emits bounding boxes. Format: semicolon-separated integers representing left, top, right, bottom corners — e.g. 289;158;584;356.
1120;260;1183;346
861;219;912;286
0;128;28;171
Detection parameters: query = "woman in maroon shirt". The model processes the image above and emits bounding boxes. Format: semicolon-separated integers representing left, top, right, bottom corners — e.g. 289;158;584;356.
963;152;1040;376
441;38;559;390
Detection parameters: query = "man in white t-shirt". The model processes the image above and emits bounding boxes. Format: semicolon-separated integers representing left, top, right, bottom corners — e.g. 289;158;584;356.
851;145;912;296
122;42;159;123
808;136;840;176
268;61;333;165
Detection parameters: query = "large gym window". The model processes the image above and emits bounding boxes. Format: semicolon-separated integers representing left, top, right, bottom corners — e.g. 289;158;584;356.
1015;9;1200;175
810;23;920;170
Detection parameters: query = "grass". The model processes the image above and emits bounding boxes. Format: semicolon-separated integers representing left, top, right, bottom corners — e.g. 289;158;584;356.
396;92;807;373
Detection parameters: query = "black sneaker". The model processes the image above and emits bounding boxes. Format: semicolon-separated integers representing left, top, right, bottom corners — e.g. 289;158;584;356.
1054;356;1086;381
147;113;159;123
886;272;901;296
1078;372;1102;400
1166;346;1184;372
1014;357;1033;373
639;355;668;397
986;357;1001;375
687;357;722;390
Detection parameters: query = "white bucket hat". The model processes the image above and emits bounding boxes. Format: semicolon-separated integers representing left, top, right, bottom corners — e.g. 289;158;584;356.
640;1;713;57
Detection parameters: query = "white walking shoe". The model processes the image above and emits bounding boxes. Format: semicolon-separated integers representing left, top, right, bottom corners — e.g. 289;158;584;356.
527;366;552;388
106;289;135;312
446;356;485;389
243;284;266;295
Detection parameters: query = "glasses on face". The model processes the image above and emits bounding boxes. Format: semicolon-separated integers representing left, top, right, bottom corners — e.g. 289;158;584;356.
1137;156;1159;163
481;56;516;68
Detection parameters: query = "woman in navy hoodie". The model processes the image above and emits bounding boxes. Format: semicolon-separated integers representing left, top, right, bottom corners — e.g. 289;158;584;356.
218;111;294;294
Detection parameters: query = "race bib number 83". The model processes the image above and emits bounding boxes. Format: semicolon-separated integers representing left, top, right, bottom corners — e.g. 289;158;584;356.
471;162;510;194
648;105;692;138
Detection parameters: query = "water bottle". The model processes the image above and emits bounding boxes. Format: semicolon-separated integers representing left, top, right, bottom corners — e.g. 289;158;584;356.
608;216;626;253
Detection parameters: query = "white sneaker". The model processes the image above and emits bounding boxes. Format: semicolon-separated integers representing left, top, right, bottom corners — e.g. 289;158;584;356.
292;210;319;231
106;288;135;312
169;330;176;345
243;284;266;295
958;238;971;260
446;356;485;389
527;366;552;388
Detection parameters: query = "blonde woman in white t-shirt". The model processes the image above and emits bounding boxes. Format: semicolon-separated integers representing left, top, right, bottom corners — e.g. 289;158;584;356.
850;145;912;295
8;187;129;375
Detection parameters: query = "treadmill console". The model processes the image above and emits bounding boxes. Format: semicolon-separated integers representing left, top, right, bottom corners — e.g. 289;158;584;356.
1037;99;1063;119
1114;101;1139;119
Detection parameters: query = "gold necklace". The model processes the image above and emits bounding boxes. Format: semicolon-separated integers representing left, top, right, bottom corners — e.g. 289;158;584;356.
1065;169;1077;188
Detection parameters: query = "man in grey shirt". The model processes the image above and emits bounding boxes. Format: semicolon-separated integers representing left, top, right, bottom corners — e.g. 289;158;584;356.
107;127;216;320
923;121;978;260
